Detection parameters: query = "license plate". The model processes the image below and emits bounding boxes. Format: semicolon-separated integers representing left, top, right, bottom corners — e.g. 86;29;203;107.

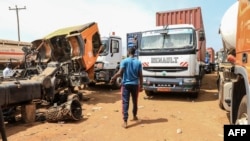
157;87;170;92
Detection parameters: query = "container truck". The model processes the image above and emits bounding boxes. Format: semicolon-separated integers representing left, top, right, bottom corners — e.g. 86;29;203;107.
138;7;206;98
204;47;215;73
90;34;123;89
218;0;249;125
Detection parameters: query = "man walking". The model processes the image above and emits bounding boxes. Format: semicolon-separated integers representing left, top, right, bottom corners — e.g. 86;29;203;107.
110;47;143;128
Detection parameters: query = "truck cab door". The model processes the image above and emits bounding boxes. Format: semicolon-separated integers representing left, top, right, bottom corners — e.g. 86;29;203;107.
108;39;122;68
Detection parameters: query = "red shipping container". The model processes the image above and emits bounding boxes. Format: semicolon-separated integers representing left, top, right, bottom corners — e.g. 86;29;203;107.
156;7;204;29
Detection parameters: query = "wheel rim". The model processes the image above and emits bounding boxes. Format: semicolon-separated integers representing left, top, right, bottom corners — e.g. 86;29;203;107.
114;77;122;88
236;113;248;125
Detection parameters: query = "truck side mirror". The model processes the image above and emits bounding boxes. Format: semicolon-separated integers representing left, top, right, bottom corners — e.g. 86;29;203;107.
199;30;205;41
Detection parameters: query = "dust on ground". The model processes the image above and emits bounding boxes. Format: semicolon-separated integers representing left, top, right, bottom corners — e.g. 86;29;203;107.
4;72;229;141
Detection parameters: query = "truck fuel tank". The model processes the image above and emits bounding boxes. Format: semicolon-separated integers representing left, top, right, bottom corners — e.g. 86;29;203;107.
0;79;41;106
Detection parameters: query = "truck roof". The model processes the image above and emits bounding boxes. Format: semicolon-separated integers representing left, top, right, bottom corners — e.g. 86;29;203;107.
44;22;96;39
101;35;121;40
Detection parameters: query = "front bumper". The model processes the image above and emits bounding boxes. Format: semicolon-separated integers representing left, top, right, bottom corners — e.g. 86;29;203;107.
143;77;200;93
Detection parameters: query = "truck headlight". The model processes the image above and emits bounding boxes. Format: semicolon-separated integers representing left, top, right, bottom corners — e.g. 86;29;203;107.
183;78;196;83
95;62;104;69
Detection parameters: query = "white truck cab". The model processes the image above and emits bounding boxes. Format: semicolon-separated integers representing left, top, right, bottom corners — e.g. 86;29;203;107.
90;35;123;89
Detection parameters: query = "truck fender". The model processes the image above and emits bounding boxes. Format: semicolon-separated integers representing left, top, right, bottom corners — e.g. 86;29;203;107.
232;66;250;124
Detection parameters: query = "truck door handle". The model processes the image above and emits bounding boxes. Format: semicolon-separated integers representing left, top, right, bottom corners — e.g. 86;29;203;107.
242;53;247;63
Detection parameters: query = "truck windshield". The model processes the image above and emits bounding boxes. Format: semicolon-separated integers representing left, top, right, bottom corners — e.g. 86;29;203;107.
99;39;109;56
141;28;194;50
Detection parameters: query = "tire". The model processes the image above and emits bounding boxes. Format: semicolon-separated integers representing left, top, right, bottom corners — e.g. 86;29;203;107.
145;90;154;96
235;95;248;125
218;82;225;110
46;99;82;122
189;84;200;99
199;65;205;79
112;77;122;89
208;69;211;74
7;116;17;123
217;76;226;110
216;76;220;91
88;82;96;87
219;99;225;110
189;92;198;99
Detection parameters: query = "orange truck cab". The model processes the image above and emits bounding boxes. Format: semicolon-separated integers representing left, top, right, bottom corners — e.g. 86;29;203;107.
29;22;103;103
231;0;250;124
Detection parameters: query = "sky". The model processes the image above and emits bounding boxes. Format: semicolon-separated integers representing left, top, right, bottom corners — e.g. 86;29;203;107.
0;0;236;52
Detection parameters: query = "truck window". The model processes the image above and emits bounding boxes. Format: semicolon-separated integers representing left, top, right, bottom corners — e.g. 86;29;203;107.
92;32;102;56
111;40;119;53
50;36;71;62
99;39;109;56
141;28;195;50
67;36;84;57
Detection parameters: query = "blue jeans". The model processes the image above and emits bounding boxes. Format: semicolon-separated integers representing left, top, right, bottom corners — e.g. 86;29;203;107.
121;84;139;122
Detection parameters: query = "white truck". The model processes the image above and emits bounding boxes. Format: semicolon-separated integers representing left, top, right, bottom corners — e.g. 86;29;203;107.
139;7;206;98
90;35;123;89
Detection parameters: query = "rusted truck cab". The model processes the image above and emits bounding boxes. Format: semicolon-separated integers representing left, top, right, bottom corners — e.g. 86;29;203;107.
30;22;103;102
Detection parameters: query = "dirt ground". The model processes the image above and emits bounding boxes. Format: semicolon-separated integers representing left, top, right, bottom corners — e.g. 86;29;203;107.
3;72;229;141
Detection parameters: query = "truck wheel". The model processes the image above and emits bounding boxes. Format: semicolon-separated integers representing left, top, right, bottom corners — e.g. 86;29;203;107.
145;90;154;96
88;82;96;87
46;99;82;122
189;92;198;98
235;95;248;125
218;93;225;110
199;65;205;79
218;84;225;110
112;77;122;89
216;76;220;91
217;76;226;110
219;99;225;110
208;69;212;74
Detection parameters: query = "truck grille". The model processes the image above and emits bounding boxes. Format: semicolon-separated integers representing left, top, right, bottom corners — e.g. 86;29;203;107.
143;67;188;72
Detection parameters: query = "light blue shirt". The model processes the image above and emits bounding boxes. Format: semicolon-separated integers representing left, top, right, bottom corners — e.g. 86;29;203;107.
120;57;142;85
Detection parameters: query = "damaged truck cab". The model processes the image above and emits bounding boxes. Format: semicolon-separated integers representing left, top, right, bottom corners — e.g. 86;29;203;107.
0;22;103;123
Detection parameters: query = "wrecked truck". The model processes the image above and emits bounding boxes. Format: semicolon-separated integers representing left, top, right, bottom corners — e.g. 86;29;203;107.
0;22;104;123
